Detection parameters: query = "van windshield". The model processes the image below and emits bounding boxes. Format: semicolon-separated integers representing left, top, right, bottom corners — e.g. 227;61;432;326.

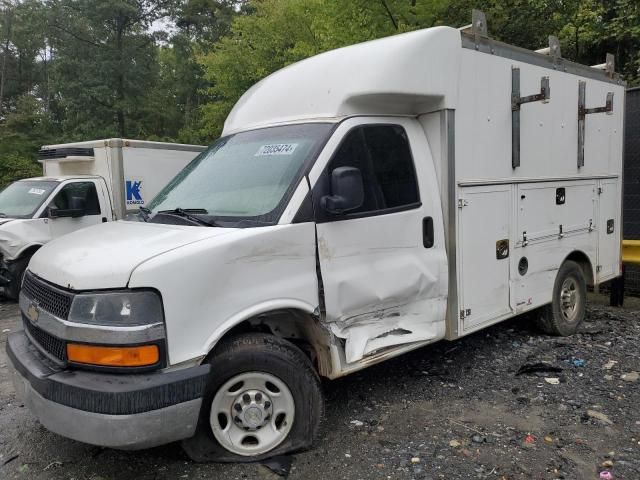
148;123;333;226
0;180;58;219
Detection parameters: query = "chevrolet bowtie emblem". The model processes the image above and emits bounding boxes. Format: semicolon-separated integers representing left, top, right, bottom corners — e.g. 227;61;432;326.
27;302;40;324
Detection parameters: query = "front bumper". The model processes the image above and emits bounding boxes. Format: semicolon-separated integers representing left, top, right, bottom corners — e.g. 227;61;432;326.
7;331;210;450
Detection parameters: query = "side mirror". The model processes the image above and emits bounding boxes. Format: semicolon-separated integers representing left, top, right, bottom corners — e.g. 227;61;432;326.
321;167;364;214
48;197;87;218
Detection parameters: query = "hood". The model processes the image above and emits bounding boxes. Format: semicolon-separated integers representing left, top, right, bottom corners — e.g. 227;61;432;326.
29;221;238;290
0;218;16;226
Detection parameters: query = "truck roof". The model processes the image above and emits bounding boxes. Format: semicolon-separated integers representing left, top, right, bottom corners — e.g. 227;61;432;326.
222;24;624;136
40;138;206;152
223;26;461;135
19;175;102;182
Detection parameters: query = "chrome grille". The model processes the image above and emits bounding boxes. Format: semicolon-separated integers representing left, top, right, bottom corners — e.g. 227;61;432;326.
23;316;67;362
22;271;73;320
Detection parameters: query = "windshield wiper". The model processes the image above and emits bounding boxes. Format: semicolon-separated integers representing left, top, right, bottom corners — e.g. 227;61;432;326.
157;208;219;227
0;213;6;218
138;207;151;222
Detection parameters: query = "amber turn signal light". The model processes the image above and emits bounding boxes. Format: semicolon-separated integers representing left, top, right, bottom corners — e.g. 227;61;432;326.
67;343;159;367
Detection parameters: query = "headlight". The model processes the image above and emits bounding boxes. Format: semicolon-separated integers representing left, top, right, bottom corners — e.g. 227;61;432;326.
68;290;163;326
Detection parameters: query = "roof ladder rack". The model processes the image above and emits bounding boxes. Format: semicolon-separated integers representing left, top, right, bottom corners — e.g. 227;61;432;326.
591;53;616;78
535;36;562;61
459;9;488;48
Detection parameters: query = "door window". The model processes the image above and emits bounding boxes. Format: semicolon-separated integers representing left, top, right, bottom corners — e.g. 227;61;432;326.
48;182;101;215
324;124;420;216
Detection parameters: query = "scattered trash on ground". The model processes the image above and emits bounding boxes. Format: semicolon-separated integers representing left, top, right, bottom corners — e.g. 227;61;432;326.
570;357;585;367
620;371;639;382
516;362;563;376
586;409;614;425
259;455;293;478
2;453;19;466
43;461;63;471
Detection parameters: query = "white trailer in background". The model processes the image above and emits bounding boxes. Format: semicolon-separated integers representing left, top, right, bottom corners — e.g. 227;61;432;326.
8;11;624;462
0;139;205;298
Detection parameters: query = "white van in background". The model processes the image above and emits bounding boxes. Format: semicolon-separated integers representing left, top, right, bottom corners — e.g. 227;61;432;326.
0;139;205;299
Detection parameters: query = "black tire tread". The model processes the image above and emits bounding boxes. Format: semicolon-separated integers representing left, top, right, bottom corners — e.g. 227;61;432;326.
535;260;586;336
182;333;324;463
5;256;29;301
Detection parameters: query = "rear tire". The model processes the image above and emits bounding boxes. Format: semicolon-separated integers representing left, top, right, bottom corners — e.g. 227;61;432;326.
181;333;323;462
535;260;586;336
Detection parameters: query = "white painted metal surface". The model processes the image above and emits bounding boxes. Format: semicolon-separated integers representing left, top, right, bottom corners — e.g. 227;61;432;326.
313;118;447;363
223;26;461;135
128;223;319;365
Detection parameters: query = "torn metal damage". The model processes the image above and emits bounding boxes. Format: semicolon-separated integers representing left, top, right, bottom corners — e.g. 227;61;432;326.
329;299;447;364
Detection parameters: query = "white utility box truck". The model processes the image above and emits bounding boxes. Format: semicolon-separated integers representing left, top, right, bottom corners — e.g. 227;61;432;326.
0;139;205;299
7;12;624;462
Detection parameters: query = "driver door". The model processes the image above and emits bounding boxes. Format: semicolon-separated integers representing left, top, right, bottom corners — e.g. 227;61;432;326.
47;181;105;239
311;118;448;364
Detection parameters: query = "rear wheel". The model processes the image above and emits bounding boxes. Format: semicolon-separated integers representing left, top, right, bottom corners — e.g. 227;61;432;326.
535;260;586;336
182;333;323;462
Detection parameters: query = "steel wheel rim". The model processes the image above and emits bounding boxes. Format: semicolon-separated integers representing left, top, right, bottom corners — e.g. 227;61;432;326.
210;372;295;456
560;276;580;322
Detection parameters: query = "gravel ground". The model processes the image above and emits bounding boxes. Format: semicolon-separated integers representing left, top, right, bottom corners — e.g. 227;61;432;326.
0;294;639;480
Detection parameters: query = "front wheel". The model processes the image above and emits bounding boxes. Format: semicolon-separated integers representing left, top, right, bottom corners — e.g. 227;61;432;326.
535;260;587;336
4;256;29;301
182;333;323;462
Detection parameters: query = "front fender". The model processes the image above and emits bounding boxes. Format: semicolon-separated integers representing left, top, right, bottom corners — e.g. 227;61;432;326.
0;219;49;261
129;223;320;366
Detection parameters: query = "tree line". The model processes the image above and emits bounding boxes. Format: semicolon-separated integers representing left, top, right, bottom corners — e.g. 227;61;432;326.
0;0;638;186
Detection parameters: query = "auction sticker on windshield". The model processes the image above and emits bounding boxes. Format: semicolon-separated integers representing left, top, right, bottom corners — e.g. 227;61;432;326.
255;144;298;156
28;188;46;195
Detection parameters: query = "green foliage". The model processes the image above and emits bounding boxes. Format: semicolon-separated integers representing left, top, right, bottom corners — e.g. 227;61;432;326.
0;154;41;189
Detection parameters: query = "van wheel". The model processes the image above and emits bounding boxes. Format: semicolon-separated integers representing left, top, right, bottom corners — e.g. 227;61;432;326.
5;256;29;301
181;333;323;462
535;260;586;336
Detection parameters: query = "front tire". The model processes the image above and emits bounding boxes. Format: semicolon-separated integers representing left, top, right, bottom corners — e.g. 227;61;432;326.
535;260;587;336
182;333;323;462
5;256;29;301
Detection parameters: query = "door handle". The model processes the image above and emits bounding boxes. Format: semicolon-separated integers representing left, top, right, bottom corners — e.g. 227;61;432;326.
423;216;434;248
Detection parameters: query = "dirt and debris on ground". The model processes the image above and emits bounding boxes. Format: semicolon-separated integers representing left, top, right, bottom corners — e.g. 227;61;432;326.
0;293;639;479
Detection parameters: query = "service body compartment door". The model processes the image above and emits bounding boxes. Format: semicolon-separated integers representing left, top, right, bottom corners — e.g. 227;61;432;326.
313;118;448;364
597;179;621;281
458;185;512;330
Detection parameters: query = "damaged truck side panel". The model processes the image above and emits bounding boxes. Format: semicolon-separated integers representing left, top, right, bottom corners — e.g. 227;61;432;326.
313;117;448;364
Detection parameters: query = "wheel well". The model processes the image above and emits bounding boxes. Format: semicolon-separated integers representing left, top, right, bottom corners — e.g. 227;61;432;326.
564;251;594;286
17;245;41;262
210;309;334;378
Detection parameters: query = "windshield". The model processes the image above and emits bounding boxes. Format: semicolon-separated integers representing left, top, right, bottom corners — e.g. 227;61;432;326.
147;123;333;226
0;180;58;219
